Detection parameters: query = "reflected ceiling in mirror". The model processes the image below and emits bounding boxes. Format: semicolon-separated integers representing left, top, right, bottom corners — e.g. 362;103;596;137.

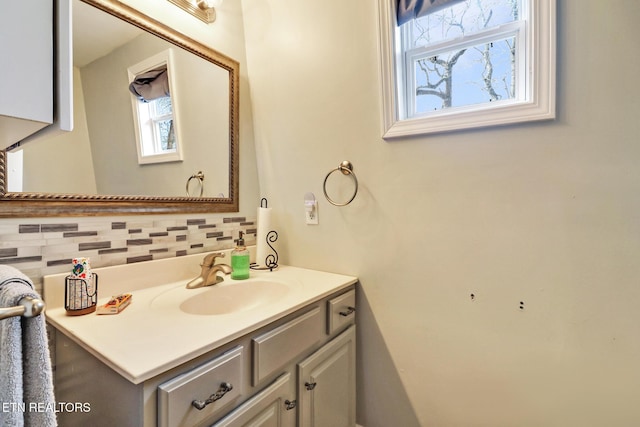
0;0;239;217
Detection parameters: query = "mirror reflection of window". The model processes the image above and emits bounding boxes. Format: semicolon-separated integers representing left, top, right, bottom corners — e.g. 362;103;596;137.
153;97;176;151
136;96;177;156
128;49;183;165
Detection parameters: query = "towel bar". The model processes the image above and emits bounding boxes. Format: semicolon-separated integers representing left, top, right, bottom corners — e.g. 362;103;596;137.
0;296;46;320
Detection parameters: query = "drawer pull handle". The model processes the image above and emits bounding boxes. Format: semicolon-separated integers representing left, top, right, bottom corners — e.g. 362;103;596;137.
192;382;233;410
305;381;317;391
339;306;356;317
284;399;297;410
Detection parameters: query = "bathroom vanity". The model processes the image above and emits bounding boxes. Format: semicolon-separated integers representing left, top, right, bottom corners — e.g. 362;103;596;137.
44;252;357;427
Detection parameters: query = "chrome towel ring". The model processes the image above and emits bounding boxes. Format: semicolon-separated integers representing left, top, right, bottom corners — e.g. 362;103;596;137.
186;171;205;197
323;160;359;206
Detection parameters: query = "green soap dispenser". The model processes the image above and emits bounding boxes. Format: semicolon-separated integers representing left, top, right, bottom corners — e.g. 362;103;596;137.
231;231;250;280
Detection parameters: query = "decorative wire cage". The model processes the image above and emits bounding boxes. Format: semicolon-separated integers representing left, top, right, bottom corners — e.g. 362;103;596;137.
64;274;98;315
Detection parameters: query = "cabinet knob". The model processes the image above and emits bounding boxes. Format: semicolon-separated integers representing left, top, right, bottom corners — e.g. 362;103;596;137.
284;399;297;410
305;381;317;391
339;306;356;317
192;382;233;410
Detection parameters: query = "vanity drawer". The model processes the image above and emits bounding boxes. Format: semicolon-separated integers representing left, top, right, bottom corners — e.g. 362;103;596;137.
252;306;323;386
158;346;244;427
327;289;356;335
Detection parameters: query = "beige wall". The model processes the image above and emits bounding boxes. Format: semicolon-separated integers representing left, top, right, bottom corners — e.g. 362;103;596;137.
20;67;97;194
243;1;640;426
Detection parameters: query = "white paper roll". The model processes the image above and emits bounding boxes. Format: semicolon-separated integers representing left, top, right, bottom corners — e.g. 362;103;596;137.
69;257;95;310
71;257;92;279
256;206;272;267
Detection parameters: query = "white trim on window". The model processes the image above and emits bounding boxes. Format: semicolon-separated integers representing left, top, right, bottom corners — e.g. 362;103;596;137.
128;49;184;164
403;22;525;118
377;0;556;139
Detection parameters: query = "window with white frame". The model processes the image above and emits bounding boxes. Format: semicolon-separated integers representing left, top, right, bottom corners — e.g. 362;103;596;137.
378;0;556;138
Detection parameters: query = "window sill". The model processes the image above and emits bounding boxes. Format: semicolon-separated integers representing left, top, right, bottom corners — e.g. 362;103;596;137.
382;97;556;138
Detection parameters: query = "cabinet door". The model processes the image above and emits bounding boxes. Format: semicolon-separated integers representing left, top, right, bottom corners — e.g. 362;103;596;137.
213;373;295;427
0;0;72;149
297;325;356;427
0;0;53;148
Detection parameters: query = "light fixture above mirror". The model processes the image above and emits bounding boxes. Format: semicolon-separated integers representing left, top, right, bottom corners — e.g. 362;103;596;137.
167;0;223;24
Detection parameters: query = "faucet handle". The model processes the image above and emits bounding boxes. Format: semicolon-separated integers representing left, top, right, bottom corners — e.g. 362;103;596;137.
202;252;225;267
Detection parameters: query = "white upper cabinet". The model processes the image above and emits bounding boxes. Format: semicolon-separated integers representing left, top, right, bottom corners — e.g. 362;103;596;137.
0;0;72;150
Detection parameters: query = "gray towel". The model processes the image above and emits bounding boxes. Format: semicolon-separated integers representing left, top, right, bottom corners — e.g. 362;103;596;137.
0;266;57;427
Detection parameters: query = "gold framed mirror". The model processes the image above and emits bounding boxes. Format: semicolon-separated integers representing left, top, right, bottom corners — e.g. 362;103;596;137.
0;0;239;217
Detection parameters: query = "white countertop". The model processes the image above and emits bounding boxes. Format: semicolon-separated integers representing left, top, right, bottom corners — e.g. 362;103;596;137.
44;251;357;384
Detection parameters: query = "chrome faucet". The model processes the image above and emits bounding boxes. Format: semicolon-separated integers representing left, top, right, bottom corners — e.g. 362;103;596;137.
186;252;232;289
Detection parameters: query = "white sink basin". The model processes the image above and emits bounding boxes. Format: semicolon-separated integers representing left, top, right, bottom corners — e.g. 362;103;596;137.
150;279;292;315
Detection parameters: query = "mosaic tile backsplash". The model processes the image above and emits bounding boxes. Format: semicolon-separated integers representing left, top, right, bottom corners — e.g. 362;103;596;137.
0;215;256;295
